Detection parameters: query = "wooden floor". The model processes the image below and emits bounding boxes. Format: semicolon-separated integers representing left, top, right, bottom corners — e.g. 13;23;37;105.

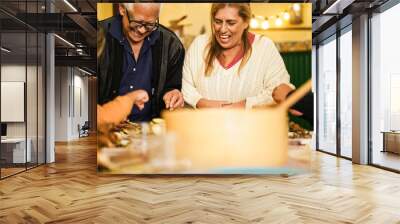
1;164;45;178
1;136;400;223
1;167;26;178
373;150;400;171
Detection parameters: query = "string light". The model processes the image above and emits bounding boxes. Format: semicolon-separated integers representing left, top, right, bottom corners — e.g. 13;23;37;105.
261;20;270;30
293;3;301;12
250;17;259;29
275;16;283;27
249;3;301;29
283;11;290;21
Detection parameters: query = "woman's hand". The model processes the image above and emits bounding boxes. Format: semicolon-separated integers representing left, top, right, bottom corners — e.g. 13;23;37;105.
289;109;303;116
272;83;294;103
272;84;305;117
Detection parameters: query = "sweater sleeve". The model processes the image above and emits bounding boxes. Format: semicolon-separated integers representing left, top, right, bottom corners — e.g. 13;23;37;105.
245;38;294;109
182;36;204;108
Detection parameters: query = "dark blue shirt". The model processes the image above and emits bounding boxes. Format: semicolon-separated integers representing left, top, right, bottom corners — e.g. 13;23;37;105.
109;16;160;121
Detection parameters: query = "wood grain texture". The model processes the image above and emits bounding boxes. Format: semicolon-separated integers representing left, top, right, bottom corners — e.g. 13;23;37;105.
1;136;400;223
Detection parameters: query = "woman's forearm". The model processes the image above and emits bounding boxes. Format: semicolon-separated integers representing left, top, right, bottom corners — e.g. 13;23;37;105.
196;98;229;108
222;100;246;108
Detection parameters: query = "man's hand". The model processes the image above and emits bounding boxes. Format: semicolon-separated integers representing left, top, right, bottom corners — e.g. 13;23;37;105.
163;89;184;110
127;90;149;110
272;83;294;103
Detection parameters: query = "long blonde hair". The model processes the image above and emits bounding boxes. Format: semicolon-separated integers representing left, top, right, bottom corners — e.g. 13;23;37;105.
204;3;252;76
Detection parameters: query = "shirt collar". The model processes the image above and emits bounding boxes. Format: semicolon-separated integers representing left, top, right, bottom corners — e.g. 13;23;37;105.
147;28;160;46
109;15;160;46
109;15;124;42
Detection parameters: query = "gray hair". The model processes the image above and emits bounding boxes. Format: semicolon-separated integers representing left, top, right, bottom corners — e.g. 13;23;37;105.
121;3;161;15
122;3;134;10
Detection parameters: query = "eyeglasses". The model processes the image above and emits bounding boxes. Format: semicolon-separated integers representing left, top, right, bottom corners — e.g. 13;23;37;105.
125;9;159;32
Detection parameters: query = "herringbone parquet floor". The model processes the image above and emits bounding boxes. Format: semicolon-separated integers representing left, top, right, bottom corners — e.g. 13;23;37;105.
1;136;400;224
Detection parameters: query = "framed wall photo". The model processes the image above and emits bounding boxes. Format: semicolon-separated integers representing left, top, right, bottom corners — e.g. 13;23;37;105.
97;2;312;175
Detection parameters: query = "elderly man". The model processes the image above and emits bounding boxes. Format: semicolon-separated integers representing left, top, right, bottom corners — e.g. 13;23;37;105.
98;3;185;121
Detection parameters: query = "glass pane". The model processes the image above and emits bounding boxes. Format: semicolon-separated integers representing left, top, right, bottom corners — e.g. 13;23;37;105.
318;36;337;154
1;11;27;177
1;0;46;178
26;0;38;169
340;29;352;158
27;31;38;169
311;45;317;150
371;4;400;171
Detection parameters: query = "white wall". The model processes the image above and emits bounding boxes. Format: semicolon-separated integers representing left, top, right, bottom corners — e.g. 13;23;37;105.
72;73;89;137
54;66;89;141
55;66;69;141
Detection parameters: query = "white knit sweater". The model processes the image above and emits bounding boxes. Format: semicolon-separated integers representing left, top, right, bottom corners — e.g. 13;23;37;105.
182;34;293;109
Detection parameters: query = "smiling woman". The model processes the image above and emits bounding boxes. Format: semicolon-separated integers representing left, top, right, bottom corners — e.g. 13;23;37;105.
206;3;252;76
182;3;294;109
